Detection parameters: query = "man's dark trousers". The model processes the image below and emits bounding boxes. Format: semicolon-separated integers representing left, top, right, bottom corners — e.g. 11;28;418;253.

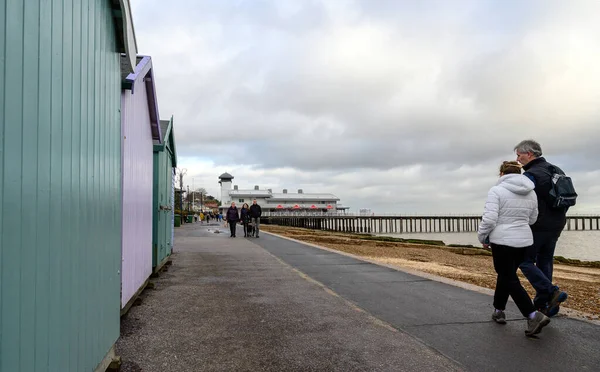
519;231;561;307
229;221;237;237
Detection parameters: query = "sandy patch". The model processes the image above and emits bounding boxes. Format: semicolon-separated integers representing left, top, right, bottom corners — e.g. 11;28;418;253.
364;256;487;279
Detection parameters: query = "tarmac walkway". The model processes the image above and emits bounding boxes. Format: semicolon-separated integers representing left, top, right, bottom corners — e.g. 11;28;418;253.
116;223;600;371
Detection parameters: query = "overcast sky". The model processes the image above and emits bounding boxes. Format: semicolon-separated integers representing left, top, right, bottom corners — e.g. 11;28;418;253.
130;0;600;214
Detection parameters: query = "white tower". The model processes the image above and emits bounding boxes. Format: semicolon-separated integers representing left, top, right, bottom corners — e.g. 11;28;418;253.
218;172;234;207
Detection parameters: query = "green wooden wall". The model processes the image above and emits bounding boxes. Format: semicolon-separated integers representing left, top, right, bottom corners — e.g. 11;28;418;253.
153;119;176;271
1;1;123;371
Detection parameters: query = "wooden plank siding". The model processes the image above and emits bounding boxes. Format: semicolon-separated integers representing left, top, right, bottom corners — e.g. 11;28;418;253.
152;118;176;272
0;1;131;371
120;57;155;310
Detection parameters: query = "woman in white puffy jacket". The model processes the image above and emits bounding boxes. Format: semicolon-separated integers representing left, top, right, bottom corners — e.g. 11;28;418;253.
478;161;550;337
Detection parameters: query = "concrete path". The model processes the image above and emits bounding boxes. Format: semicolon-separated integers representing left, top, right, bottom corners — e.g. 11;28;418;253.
117;224;600;371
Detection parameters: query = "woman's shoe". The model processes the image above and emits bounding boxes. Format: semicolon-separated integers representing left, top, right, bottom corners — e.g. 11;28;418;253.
492;310;506;324
525;312;550;336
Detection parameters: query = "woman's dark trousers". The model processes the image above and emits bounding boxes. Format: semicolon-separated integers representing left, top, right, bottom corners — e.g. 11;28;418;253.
491;243;535;317
229;221;237;237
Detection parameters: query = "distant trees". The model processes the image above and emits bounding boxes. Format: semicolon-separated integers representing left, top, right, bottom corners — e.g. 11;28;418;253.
185;188;220;206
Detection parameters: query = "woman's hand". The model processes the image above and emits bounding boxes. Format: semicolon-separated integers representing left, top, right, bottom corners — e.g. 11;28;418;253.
482;244;490;249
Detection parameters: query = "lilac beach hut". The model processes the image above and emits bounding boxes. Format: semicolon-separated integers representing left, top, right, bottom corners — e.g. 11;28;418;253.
120;55;163;314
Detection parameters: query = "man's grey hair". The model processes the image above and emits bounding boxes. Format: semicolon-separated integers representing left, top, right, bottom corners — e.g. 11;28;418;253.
514;139;543;157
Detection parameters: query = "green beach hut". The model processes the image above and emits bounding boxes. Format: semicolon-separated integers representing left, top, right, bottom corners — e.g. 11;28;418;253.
153;116;177;273
0;1;137;371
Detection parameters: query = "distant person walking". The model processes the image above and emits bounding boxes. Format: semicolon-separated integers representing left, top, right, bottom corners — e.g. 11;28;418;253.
240;203;251;237
249;199;262;238
478;161;550;336
225;202;239;238
515;139;573;316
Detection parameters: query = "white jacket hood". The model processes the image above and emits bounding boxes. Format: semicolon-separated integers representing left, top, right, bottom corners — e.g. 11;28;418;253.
477;173;538;247
496;174;534;195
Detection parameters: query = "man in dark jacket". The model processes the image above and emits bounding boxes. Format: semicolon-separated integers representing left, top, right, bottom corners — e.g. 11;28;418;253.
249;199;262;238
225;202;239;237
515;139;568;317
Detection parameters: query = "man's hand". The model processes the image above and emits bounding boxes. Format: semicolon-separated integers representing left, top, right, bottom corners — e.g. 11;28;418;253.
482;244;490;249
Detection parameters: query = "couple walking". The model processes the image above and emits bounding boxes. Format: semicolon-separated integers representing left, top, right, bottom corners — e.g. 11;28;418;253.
225;199;262;238
478;140;574;337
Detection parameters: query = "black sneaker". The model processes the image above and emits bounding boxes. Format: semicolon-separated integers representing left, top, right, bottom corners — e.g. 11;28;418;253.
546;290;567;317
525;312;550;336
492;310;507;324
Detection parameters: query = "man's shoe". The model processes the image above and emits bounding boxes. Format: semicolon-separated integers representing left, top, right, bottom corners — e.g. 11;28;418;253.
546;290;568;317
545;305;560;317
525;312;550;336
539;303;560;317
492;310;507;324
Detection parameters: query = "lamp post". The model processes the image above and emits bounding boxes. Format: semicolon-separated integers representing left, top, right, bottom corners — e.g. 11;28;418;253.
192;178;195;211
187;185;190;213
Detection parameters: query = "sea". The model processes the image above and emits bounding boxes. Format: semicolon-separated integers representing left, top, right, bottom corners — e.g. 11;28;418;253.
377;230;600;262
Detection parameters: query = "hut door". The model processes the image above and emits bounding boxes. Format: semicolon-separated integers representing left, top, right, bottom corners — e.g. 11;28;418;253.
157;156;169;262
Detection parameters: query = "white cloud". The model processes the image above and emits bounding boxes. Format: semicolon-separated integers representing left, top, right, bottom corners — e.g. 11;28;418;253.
131;0;600;214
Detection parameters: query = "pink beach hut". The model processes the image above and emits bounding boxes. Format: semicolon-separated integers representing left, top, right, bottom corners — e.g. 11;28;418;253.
120;55;163;314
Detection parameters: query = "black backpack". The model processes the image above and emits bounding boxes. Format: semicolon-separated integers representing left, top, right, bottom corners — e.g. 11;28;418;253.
548;165;577;209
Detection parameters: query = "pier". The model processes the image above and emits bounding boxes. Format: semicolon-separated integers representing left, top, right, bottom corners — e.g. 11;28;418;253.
263;214;600;234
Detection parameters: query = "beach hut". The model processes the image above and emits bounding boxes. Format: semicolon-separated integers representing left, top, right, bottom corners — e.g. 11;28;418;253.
153;117;177;273
120;55;162;314
0;1;137;371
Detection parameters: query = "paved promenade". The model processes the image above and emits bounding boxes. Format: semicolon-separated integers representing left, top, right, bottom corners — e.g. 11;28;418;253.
117;223;600;371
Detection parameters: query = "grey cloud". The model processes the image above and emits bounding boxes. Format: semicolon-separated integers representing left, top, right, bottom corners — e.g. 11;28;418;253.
131;0;600;213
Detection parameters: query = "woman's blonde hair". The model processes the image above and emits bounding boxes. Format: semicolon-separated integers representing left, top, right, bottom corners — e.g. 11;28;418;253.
499;160;522;176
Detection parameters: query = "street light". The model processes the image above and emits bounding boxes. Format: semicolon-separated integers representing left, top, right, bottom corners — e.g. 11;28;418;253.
187;185;190;213
175;168;187;213
192;178;196;211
